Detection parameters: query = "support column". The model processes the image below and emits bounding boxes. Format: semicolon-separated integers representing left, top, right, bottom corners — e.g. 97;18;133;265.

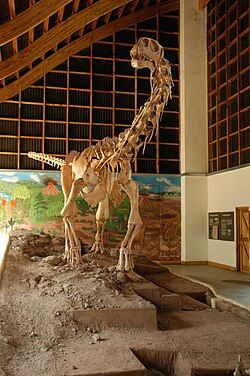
180;0;208;262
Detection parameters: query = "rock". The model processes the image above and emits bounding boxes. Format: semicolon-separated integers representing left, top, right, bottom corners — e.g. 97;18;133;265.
29;331;37;337
116;272;126;283
34;275;42;286
43;255;62;266
51;238;62;245
63;283;71;290
109;249;119;258
0;366;6;376
91;333;100;344
36;238;50;246
30;256;42;261
108;265;116;273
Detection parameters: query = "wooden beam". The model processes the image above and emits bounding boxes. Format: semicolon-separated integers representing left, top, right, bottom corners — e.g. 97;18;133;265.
130;0;139;13
104;11;112;24
8;0;19;79
41;17;50;60
199;0;210;10
28;0;36;69
72;0;80;14
91;18;99;31
117;4;126;18
0;0;179;102
0;49;5;87
65;0;81;44
0;0;73;47
53;6;66;51
0;0;132;80
57;6;65;23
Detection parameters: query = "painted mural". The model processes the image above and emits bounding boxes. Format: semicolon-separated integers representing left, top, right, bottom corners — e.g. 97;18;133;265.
0;170;181;262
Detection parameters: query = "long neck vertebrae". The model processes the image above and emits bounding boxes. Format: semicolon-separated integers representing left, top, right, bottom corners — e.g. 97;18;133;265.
112;57;172;159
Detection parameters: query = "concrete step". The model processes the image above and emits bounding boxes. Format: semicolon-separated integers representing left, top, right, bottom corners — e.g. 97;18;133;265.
69;306;157;331
133;284;181;312
56;346;147;376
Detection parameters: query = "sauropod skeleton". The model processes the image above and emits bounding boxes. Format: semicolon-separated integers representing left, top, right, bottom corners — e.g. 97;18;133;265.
28;37;173;271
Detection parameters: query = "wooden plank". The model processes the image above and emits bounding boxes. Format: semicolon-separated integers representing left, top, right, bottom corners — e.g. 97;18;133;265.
130;0;139;13
28;0;36;48
199;0;210;10
72;0;80;14
118;4;126;18
8;0;19;78
0;48;5;86
104;12;112;24
53;6;66;51
0;0;73;47
0;0;179;102
0;0;132;80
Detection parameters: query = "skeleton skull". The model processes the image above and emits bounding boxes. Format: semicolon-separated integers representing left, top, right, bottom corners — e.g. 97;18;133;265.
130;37;164;71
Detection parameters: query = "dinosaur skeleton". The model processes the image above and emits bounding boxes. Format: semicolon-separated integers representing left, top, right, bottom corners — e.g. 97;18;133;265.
28;37;173;271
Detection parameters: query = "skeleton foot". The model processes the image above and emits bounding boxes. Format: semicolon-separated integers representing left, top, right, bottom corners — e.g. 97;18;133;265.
116;247;134;272
63;245;82;267
90;241;105;254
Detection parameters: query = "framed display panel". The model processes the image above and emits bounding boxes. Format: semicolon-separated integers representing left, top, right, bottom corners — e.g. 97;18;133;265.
208;211;234;241
0;10;180;174
209;212;220;240
219;211;234;241
207;0;249;172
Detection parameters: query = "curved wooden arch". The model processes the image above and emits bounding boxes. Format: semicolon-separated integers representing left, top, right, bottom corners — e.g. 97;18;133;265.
0;0;73;47
0;0;179;102
0;0;132;80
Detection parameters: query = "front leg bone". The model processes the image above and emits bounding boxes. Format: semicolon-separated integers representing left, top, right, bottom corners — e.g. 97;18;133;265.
63;218;82;267
61;177;84;267
90;220;105;254
91;197;109;254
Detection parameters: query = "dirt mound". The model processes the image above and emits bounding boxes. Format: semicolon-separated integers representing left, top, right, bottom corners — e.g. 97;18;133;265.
9;230;91;259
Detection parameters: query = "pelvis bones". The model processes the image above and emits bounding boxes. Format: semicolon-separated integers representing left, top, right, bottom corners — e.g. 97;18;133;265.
28;37;173;271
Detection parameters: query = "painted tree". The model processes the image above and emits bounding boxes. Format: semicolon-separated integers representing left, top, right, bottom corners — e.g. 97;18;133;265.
29;192;48;223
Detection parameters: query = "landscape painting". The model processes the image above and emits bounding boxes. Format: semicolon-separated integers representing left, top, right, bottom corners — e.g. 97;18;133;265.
0;170;181;263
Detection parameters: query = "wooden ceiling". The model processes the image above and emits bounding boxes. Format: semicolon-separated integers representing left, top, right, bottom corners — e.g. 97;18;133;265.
0;0;179;102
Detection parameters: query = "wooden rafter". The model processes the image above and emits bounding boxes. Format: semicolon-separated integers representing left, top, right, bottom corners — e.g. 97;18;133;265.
199;0;210;10
28;0;36;69
72;0;80;14
0;0;73;47
41;16;50;61
65;0;81;44
53;6;66;51
104;11;112;24
57;6;65;23
0;0;179;102
91;18;99;31
117;4;126;18
130;0;139;13
28;0;36;44
0;0;132;80
0;49;5;87
8;0;19;78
